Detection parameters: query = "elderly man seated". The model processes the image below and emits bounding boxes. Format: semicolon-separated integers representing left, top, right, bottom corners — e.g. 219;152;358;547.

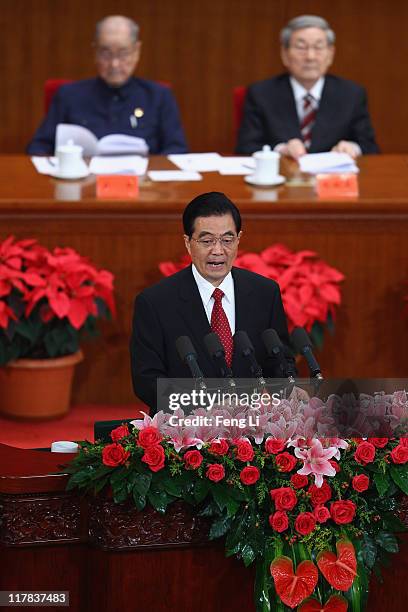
236;14;378;159
27;15;188;155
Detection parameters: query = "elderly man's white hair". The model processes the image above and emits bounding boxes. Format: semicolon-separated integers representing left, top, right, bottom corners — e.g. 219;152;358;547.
95;15;140;44
280;15;335;48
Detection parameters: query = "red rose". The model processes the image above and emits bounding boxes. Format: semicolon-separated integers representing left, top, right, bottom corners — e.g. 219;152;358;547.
141;444;165;472
275;452;297;472
368;438;389;448
354;441;376;465
235;440;254;462
352;474;370;492
102;443;130;467
329;459;341;473
209;439;229;455
308;481;332;506
390;444;408;464
184;450;203;470
269;511;289;533
270;487;297;511
291;474;309;489
110;424;129;442
313;505;331;524
206;464;225;482
295;512;316;535
400;438;408;448
330;500;356;525
240;466;260;485
265;438;286;454
137;426;163;449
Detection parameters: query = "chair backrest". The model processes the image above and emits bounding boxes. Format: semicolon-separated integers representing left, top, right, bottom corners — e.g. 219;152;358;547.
233;85;247;137
44;79;73;113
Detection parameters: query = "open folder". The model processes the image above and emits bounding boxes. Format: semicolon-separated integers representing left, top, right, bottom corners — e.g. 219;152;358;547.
55;123;149;157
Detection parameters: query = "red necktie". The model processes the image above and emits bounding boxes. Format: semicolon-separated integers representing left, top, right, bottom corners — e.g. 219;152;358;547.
300;93;316;150
211;288;233;367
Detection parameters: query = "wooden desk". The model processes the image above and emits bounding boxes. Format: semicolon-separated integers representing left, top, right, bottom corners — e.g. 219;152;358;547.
1;444;407;612
1;155;408;404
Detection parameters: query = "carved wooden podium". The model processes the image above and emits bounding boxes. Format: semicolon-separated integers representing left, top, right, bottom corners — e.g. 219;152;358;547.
1;443;407;612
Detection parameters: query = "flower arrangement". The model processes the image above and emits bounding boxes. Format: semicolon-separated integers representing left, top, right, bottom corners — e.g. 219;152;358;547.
67;391;408;611
0;236;115;365
159;244;344;348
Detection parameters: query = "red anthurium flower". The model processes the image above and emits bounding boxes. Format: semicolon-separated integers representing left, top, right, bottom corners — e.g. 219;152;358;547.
298;594;348;611
317;540;357;591
270;556;318;608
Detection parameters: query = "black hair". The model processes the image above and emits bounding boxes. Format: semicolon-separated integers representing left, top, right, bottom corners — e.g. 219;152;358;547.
182;192;242;238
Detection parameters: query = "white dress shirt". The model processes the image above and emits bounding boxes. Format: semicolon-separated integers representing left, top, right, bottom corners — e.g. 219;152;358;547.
192;264;235;334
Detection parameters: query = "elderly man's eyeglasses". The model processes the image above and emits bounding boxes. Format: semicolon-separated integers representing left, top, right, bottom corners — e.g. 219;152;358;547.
191;235;238;249
290;42;329;54
96;47;136;62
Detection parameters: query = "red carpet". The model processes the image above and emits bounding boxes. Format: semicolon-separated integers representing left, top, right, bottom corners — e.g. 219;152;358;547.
0;404;146;448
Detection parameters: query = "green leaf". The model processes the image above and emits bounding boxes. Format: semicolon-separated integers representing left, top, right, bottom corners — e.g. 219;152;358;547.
390;465;408;495
241;542;256;567
375;531;399;554
374;471;390;497
194;478;211;503
132;473;152;497
362;533;377;569
209;514;233;540
132;487;146;511
212;484;239;516
147;489;173;513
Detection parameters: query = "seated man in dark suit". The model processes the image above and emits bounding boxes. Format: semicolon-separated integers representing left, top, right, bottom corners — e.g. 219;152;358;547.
236;15;378;159
27;15;188;155
130;191;295;413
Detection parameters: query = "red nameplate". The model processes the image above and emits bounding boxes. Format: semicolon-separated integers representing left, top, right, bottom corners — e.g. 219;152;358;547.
316;173;359;198
96;175;139;199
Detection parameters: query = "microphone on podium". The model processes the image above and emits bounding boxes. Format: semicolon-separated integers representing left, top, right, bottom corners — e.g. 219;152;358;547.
204;332;236;388
262;328;296;385
234;330;266;387
175;335;207;390
291;327;324;383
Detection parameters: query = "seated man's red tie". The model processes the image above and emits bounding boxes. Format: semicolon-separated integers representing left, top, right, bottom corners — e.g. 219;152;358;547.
211;288;233;367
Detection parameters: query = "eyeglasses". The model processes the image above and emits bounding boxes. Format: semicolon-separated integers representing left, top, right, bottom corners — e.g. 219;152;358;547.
96;47;136;62
290;43;330;54
191;235;238;249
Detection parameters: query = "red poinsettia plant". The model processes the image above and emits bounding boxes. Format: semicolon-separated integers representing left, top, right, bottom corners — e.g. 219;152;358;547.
159;244;344;348
0;235;115;365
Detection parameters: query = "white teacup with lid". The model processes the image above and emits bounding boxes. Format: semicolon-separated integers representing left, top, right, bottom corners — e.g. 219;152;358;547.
56;139;86;177
252;145;280;183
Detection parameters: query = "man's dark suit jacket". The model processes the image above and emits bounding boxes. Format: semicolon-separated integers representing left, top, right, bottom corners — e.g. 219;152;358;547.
130;266;294;412
27;77;188;155
236;73;379;155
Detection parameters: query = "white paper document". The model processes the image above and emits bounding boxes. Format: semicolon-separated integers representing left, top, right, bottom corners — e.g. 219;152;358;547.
89;156;148;175
218;157;255;175
168;153;222;172
56;124;149;157
31;156;58;175
299;152;359;174
148;170;202;182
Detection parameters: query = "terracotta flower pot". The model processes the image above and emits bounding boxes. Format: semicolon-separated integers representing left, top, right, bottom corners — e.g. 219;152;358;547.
0;350;83;420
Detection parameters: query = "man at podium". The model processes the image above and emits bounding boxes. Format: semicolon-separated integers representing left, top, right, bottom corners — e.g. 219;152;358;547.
27;15;188;155
130;191;295;412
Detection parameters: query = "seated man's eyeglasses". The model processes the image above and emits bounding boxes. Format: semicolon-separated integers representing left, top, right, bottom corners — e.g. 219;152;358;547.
191;235;238;248
290;42;329;54
96;46;136;62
